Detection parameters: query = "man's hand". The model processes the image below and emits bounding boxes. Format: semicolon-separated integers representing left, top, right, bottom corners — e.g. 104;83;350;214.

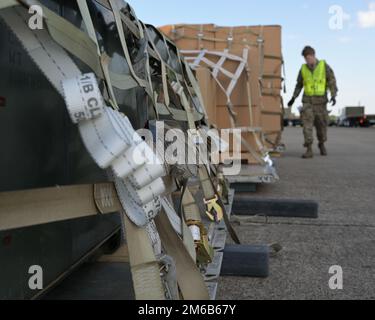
288;97;296;107
330;97;337;106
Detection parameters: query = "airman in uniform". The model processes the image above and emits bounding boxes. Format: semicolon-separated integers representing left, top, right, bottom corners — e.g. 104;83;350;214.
288;46;338;159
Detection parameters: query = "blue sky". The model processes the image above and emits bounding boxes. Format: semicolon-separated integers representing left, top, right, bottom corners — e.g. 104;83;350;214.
129;0;375;115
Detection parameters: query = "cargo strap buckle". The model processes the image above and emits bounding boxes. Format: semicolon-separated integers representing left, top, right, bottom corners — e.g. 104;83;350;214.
204;195;223;222
187;221;214;265
196;234;214;265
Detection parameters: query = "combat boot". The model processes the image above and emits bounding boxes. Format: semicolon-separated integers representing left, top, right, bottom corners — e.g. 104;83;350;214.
302;145;314;159
319;143;327;156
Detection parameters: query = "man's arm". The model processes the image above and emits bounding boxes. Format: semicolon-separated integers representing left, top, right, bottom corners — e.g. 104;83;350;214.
292;69;304;99
326;63;338;98
288;69;303;107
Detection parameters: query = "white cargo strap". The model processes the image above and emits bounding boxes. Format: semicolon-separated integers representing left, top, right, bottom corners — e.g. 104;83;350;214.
62;73;103;123
2;2;215;300
61;71;202;300
1;3;168;299
161;197;182;236
106;3;211;299
62;73;167;227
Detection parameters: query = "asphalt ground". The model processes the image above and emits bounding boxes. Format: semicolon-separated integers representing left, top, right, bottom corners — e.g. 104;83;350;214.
217;127;375;300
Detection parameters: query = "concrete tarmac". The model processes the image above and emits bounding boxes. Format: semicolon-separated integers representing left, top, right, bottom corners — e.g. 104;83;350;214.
218;127;375;300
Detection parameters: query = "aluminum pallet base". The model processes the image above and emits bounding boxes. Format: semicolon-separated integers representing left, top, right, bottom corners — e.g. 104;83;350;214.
224;164;279;185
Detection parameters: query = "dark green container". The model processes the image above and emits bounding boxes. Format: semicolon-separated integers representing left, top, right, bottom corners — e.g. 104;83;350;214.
0;11;122;300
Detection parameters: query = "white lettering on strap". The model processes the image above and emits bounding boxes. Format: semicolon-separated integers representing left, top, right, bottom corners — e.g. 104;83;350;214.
62;73;167;228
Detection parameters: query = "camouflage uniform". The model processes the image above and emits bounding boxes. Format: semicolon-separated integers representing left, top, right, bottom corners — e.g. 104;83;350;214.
292;61;338;146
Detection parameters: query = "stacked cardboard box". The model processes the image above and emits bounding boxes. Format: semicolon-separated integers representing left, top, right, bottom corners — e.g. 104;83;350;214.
160;24;284;164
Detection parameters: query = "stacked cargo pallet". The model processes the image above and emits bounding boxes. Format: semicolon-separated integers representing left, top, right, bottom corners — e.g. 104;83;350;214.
160;24;285;167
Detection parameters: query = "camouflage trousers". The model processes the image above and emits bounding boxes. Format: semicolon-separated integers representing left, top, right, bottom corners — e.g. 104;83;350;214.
300;103;329;146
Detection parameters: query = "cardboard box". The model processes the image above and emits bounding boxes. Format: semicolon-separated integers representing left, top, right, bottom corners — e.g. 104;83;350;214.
196;67;217;124
160;24;284;161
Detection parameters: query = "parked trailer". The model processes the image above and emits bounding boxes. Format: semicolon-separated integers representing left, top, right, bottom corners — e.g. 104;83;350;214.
338;106;367;127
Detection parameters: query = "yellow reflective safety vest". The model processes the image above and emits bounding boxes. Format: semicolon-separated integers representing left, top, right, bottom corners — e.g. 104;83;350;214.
301;60;327;96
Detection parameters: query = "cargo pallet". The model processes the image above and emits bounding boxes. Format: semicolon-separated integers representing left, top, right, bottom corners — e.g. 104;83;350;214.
39;189;270;300
221;163;279;193
1;187;316;300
